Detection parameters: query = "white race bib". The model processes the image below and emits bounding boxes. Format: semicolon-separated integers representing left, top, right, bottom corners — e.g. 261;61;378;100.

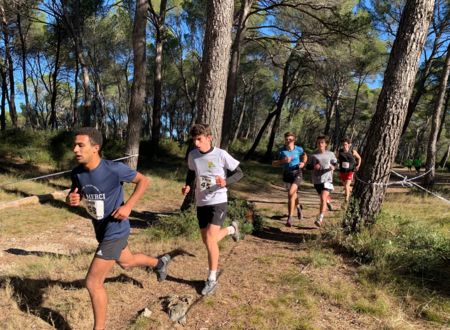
199;176;216;191
324;182;334;191
85;200;105;220
342;162;350;169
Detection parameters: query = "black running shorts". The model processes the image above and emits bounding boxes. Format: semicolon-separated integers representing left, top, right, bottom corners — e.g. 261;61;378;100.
197;203;228;229
314;183;332;194
95;235;128;260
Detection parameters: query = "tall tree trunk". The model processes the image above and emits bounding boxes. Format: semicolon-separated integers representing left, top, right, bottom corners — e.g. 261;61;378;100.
196;0;234;147
346;0;435;232
401;29;442;136
17;12;33;128
437;91;449;142
424;43;450;187
244;108;277;160
150;0;168;153
221;0;253;150
0;67;6;130
50;25;62;130
1;5;17;127
73;55;79;127
124;0;148;170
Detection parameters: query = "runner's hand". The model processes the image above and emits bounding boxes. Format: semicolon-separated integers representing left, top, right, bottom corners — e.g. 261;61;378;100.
284;157;291;164
111;204;132;220
182;185;190;195
215;176;226;187
67;187;81;206
314;163;321;171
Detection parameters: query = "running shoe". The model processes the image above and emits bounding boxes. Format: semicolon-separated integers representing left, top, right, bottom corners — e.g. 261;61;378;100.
297;204;303;220
327;200;333;211
286;216;293;227
156;254;171;282
231;220;240;242
314;216;323;228
201;279;218;295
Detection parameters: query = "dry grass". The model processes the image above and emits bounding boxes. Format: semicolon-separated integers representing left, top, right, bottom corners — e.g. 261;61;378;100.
0;158;449;329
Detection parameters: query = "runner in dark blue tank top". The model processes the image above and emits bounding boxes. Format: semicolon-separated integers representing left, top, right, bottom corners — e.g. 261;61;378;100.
66;127;171;330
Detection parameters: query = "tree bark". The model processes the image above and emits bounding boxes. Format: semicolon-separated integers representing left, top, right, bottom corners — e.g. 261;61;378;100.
1;4;17;127
17;12;34;128
124;0;148;170
196;0;234;147
50;24;62;130
424;42;450;187
346;0;435;231
401;21;443;136
0;67;6;130
221;0;253;150
150;0;168;152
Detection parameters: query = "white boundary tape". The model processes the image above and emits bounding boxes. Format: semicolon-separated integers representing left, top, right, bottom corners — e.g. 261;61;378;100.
354;168;450;205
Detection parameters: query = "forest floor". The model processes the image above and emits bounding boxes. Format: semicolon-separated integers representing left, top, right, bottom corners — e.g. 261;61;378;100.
0;158;449;329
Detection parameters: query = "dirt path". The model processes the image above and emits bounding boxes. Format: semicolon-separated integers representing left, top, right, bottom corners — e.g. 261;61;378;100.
1;178;436;329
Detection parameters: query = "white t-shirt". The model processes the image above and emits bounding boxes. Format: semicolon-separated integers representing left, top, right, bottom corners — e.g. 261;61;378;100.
188;147;240;206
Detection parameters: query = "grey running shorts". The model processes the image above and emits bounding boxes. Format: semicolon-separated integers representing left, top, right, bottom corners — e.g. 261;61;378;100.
95;235;128;260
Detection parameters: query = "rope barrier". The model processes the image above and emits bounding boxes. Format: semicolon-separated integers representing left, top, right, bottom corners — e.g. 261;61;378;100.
354;168;450;205
391;170;450;205
0;154;139;189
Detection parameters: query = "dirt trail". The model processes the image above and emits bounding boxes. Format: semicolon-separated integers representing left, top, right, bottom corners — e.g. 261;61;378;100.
1;178;435;329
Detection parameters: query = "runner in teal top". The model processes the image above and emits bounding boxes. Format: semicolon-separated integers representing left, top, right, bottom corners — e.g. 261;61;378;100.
272;132;307;227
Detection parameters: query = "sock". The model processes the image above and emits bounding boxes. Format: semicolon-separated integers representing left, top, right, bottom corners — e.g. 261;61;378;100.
319;213;324;220
155;258;164;270
208;270;217;282
227;226;236;235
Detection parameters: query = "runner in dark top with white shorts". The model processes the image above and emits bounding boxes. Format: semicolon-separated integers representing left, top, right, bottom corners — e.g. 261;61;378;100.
272;132;307;227
67;127;171;330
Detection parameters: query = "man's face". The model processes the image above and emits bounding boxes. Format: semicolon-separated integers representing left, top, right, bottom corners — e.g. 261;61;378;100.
73;134;99;165
284;135;295;146
192;134;212;152
317;139;327;151
342;142;350;152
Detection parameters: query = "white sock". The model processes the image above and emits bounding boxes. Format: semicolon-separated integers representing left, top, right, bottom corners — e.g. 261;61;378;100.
227;225;236;235
208;270;217;282
319;213;324;220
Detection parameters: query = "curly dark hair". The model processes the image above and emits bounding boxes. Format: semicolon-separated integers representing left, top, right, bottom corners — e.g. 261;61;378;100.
75;127;103;149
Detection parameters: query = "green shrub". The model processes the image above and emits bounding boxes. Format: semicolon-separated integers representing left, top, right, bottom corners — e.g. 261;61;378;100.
143;198;258;241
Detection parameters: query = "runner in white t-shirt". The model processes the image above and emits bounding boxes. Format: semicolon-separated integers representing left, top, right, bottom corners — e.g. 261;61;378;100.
182;124;244;295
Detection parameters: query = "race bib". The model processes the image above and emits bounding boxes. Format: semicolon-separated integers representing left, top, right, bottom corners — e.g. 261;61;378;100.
342;162;350;169
324;182;334;191
85;199;105;220
199;176;216;191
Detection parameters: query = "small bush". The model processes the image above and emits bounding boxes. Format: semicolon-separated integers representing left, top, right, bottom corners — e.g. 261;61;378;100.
143;198;258;241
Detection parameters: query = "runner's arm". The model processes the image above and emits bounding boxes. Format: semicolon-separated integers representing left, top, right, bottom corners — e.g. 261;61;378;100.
299;153;308;168
185;169;196;187
352;150;362;170
226;166;244;185
124;172;150;209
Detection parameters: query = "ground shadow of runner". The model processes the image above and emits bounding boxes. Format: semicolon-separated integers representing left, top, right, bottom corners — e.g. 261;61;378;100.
5;248;71;258
254;226;318;244
0;274;143;330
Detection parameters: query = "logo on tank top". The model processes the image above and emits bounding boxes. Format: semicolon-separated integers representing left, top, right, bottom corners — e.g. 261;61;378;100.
82;184;106;220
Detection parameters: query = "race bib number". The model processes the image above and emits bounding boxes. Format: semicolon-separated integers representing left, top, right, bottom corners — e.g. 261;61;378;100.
85;200;105;220
324;182;334;191
342;162;350;169
199;176;216;191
